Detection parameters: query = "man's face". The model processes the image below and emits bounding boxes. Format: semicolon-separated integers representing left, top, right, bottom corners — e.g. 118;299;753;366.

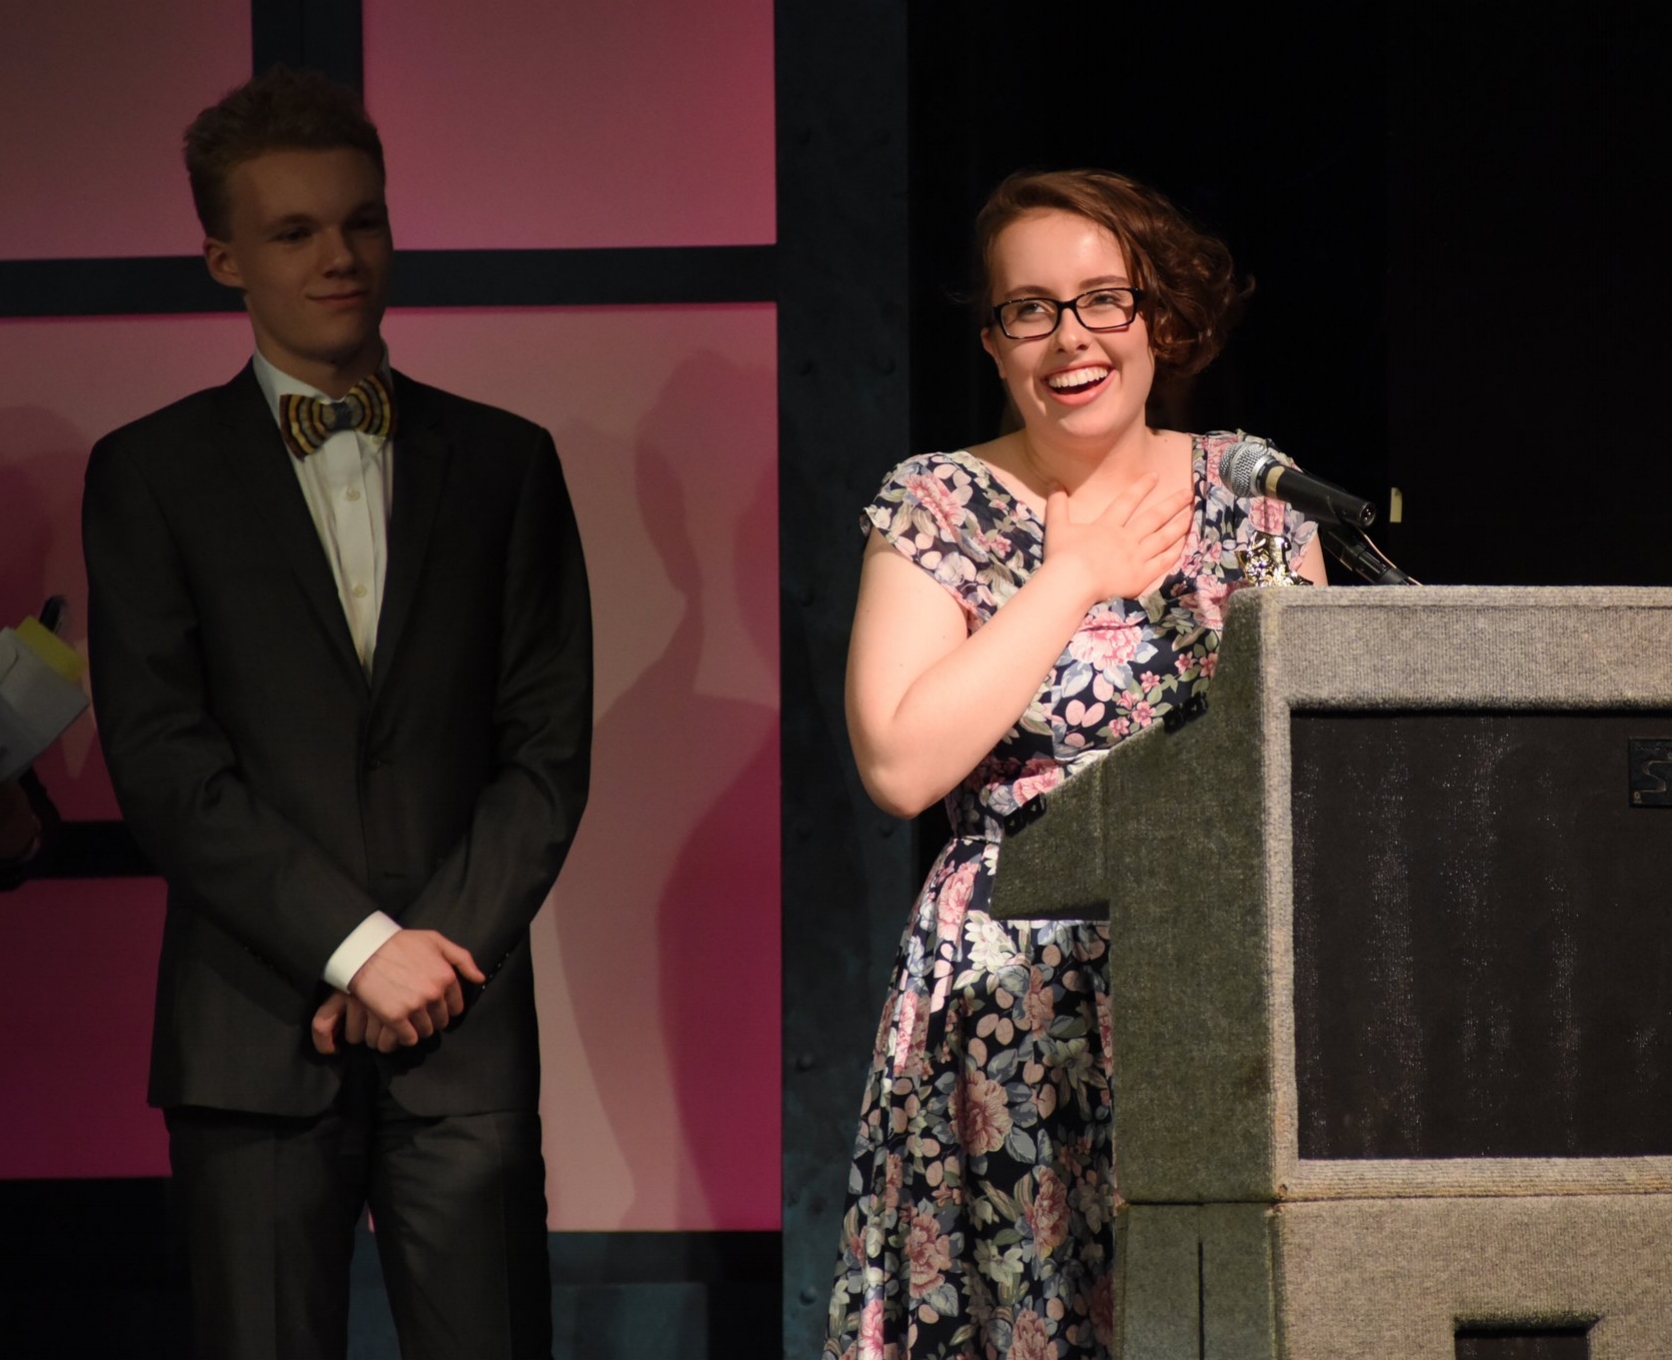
205;147;392;396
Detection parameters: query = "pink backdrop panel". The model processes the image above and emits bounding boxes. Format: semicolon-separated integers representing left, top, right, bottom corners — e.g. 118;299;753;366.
0;878;169;1178
383;305;781;1230
364;0;775;249
0;1;248;260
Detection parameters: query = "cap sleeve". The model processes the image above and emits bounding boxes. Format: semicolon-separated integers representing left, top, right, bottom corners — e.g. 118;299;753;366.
860;453;1008;624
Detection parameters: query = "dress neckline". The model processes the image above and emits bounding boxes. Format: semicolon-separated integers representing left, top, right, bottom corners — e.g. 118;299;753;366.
942;439;1208;596
941;436;1207;530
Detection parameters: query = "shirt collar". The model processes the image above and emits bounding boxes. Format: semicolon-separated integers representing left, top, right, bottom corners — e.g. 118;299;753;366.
251;347;394;427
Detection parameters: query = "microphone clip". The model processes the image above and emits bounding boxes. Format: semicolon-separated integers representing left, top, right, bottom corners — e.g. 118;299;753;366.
1321;523;1418;586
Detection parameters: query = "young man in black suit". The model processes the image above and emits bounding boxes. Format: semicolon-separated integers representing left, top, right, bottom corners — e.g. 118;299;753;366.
82;68;591;1359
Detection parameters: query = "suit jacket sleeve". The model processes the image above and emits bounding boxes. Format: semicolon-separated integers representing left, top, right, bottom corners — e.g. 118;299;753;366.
394;429;592;975
83;431;382;986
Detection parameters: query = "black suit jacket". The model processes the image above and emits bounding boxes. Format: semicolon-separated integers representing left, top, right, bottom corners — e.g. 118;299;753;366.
82;364;591;1117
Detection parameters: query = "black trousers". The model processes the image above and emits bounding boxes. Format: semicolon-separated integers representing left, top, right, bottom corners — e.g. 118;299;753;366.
166;1055;552;1360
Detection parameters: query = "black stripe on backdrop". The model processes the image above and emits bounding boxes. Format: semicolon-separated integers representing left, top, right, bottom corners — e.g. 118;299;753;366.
0;247;777;319
251;0;364;89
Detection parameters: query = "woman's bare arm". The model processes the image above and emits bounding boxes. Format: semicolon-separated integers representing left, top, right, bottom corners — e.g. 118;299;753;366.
846;476;1191;817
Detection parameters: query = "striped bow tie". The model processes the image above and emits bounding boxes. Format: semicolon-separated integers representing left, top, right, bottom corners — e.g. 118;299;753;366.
277;373;397;459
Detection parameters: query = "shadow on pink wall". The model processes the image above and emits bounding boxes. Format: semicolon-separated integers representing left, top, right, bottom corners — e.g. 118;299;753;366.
545;349;780;1230
3;403;165;1179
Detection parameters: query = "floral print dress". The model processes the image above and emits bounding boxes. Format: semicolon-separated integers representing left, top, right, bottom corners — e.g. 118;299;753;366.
824;433;1315;1360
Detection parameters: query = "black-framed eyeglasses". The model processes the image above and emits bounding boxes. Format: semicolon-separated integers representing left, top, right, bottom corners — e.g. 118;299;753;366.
991;287;1147;340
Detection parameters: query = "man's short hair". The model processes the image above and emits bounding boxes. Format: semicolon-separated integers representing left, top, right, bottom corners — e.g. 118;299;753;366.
184;66;386;240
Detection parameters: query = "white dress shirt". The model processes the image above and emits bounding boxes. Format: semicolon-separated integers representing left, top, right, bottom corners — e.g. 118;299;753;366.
251;350;402;989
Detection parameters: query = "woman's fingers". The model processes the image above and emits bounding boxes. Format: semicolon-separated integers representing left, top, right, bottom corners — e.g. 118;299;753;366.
1101;471;1161;526
1119;482;1193;537
1141;504;1194;552
1045;476;1194;602
1042;486;1071;534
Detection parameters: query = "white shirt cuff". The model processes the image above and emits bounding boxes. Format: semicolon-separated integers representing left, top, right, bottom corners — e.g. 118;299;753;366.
323;912;403;990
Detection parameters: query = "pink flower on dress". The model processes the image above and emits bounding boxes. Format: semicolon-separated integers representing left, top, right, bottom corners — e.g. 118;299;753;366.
1250;495;1286;534
904;471;969;541
958;1070;1014;1156
859;1298;889;1360
905;1208;953;1295
1182;573;1232;631
1131;701;1155;728
1011;1308;1054;1360
1067;606;1144;671
1023;970;1054;1037
1201;651;1219;679
937;858;980;936
1027;1169;1070;1256
1096;991;1114;1067
1011;757;1064;805
891;990;919;1077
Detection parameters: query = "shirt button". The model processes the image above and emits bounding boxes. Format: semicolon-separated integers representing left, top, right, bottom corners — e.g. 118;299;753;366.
345;486;362;502
352;584;368;599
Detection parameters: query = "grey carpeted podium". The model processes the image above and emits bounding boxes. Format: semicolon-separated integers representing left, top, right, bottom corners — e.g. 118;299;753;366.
991;587;1672;1359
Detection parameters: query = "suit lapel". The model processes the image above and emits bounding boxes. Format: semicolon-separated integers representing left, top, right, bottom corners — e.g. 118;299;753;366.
214;366;368;695
372;374;453;701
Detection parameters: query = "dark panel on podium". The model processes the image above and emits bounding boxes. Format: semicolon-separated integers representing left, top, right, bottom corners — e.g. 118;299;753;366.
1291;710;1672;1160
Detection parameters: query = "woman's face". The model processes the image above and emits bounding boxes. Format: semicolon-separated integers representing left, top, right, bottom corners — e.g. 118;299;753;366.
980;209;1156;453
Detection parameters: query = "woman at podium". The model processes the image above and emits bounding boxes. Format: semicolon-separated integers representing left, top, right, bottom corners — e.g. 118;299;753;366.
823;167;1325;1359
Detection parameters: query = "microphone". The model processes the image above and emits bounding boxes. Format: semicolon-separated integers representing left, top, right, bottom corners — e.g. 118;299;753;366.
1220;438;1377;528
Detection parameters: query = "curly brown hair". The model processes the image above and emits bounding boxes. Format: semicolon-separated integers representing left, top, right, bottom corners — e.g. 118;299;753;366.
184;66;385;240
973;168;1251;378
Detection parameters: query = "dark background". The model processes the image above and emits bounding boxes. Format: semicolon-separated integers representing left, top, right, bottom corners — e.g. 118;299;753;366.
903;3;1663;591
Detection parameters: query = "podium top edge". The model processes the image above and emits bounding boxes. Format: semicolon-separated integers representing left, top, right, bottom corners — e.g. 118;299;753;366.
1226;584;1672;612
